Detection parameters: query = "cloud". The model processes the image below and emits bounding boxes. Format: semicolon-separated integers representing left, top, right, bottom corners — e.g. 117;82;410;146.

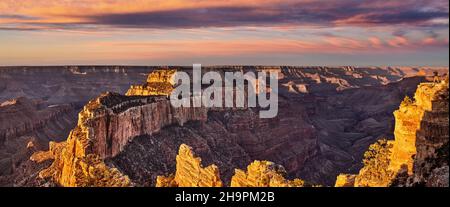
88;36;448;58
0;14;39;20
334;10;448;26
0;0;448;66
0;0;448;30
368;37;383;48
85;1;450;29
388;36;410;47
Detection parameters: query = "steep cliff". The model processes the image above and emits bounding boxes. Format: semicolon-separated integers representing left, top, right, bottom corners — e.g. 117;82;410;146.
335;79;449;187
402;79;449;187
33;92;207;187
295;76;427;185
33;139;130;187
156;144;223;187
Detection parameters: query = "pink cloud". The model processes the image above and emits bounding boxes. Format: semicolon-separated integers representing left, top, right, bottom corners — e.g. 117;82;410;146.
388;36;409;47
368;37;383;48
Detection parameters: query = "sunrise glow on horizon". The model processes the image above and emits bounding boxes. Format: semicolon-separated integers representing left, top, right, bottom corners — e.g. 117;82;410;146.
0;0;449;66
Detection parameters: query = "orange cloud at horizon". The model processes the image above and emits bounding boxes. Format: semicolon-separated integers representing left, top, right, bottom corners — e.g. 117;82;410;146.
0;0;282;16
3;36;441;64
1;36;448;65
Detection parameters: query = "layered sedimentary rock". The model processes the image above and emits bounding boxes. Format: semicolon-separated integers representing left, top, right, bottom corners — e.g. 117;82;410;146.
335;79;449;187
231;161;305;187
126;70;176;96
0;97;76;186
405;79;449;187
0;97;75;147
211;101;319;180
107;118;251;186
107;100;318;186
31;139;131;187
0;66;157;106
32;68;431;186
156;144;305;187
33;92;207;186
82;93;207;159
108;69;320;186
156;144;223;187
5;66;444;187
389;81;448;174
30;141;66;164
294;76;428;185
2;66;447;105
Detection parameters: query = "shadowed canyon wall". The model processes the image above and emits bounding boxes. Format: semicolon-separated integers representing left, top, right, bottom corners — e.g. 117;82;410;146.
0;97;77;186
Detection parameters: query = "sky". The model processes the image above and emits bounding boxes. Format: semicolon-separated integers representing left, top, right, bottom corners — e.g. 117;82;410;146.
0;0;448;66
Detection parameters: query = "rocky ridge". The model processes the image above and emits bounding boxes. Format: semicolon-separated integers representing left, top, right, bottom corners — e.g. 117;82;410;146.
33;92;207;186
126;70;176;96
335;78;449;187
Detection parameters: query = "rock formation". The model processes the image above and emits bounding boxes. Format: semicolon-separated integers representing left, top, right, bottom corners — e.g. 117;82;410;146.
334;174;357;187
230;161;306;187
156;144;305;187
0;97;76;186
0;97;75;148
107;119;251;186
33;92;207;186
390;81;448;174
403;79;449;187
335;79;449;187
2;66;447;105
156;144;223;187
107;69;319;186
126;70;176;96
0;66;157;106
81;93;207;159
2;66;445;187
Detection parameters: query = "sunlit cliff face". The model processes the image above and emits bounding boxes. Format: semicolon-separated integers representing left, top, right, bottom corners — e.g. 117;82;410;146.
0;0;448;66
336;80;449;187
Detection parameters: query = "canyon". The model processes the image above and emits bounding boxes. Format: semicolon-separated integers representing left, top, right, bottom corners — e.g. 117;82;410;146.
0;66;448;186
0;97;77;186
335;79;449;187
